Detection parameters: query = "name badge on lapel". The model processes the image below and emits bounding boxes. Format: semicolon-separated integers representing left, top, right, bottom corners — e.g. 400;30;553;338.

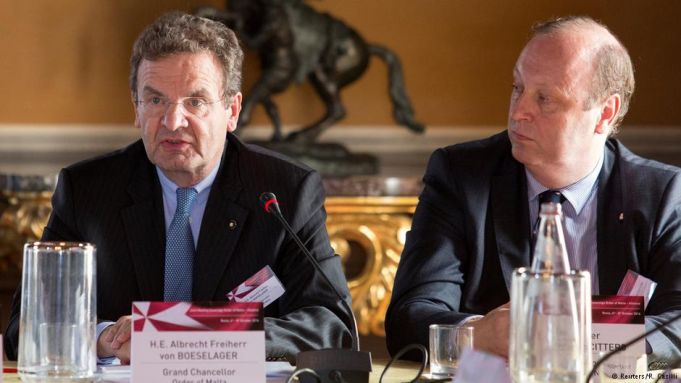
227;265;285;307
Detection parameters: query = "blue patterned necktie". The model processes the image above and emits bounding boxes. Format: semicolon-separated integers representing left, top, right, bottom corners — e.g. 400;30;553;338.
164;187;198;301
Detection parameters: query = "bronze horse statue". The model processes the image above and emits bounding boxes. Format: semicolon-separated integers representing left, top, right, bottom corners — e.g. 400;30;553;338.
196;0;425;144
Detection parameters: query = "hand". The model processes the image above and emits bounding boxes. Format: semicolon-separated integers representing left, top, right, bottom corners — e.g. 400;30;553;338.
97;315;132;364
467;303;510;358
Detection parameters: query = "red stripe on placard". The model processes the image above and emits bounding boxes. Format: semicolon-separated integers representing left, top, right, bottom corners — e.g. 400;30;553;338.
133;301;264;332
592;295;644;324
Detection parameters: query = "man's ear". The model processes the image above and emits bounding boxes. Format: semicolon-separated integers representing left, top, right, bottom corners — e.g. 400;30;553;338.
595;93;621;135
132;94;141;129
227;92;243;133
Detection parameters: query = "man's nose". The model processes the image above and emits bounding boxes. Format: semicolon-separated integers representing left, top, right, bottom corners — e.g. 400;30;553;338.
510;93;532;122
162;103;189;131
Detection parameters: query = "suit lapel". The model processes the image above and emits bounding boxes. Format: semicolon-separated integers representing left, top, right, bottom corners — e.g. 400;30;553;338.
193;137;249;300
121;147;165;301
597;141;627;294
492;157;532;291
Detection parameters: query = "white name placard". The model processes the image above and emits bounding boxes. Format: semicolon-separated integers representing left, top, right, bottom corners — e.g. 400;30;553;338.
131;301;265;383
592;295;646;380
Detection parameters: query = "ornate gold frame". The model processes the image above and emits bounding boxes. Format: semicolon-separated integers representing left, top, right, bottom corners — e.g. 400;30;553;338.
326;197;417;336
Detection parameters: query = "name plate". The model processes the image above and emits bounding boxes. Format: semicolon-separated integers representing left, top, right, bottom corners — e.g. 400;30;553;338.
592;295;646;379
131;301;265;383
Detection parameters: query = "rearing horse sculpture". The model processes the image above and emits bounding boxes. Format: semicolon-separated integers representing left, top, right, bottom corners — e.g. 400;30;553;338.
196;0;425;144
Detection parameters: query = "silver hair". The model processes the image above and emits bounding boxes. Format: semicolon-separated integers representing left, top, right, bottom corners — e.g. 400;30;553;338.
129;12;243;99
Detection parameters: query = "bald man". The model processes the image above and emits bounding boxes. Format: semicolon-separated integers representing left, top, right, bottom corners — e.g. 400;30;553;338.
386;16;681;368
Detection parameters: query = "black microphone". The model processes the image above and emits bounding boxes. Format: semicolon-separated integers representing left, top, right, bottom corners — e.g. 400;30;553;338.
586;310;681;382
259;192;372;383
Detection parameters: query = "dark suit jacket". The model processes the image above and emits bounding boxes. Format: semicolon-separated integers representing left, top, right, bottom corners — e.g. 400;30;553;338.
386;131;681;367
5;134;352;361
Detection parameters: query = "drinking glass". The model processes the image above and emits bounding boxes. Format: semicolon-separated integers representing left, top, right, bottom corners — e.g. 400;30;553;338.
18;242;96;382
429;324;474;377
509;268;591;383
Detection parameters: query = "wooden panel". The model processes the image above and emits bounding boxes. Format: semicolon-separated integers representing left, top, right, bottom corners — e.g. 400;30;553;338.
0;1;680;126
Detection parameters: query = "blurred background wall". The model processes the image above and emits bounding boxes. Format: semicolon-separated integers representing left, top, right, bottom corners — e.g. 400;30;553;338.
0;0;679;128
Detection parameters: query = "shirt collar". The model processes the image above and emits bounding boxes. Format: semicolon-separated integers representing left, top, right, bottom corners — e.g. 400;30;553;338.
526;149;604;216
156;163;220;195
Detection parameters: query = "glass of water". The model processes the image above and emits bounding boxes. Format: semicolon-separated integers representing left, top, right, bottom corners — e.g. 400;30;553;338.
429;324;474;377
509;268;591;383
18;242;97;382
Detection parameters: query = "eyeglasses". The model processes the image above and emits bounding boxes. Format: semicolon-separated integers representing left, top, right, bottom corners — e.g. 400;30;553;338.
136;95;226;118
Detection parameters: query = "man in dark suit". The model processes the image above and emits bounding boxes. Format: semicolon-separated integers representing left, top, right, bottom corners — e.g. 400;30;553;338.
5;12;352;363
386;16;681;368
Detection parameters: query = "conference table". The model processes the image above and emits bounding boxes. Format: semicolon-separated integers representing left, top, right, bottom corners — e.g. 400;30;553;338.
5;358;681;382
1;359;423;382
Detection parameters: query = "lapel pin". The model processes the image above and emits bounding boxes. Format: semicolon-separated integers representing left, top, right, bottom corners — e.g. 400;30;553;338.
228;219;238;230
618;212;624;222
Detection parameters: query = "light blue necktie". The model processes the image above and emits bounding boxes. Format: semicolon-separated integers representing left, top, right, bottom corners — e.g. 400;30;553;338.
164;187;198;301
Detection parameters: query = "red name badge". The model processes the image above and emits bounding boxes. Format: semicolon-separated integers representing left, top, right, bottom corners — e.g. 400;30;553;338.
226;265;285;307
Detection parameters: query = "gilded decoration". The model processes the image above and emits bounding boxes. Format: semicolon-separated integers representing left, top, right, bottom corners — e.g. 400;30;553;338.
0;176;54;272
326;197;417;337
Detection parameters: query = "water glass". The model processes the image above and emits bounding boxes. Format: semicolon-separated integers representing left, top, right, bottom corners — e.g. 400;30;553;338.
18;242;97;382
509;268;591;383
429;324;474;377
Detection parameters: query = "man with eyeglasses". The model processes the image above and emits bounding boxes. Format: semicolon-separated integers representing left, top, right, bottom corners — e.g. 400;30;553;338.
4;12;353;364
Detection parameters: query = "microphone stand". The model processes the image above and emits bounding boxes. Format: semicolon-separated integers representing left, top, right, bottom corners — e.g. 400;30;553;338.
260;192;372;383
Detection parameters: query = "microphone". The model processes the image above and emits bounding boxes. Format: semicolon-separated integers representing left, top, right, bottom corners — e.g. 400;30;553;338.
586;310;681;382
259;192;372;383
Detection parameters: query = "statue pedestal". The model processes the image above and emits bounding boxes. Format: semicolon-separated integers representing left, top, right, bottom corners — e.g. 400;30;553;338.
248;140;379;176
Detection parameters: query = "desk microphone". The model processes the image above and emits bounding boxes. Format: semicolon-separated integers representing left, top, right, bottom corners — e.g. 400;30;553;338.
260;192;372;383
586;309;681;382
